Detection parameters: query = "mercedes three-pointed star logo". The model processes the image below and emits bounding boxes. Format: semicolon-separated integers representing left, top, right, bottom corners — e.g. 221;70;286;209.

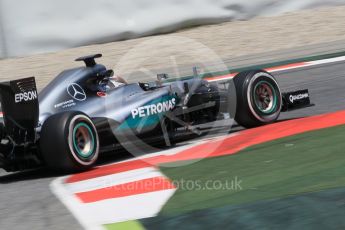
67;83;87;101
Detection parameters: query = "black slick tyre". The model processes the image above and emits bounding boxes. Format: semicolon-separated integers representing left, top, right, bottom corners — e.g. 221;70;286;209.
233;70;282;128
40;111;99;172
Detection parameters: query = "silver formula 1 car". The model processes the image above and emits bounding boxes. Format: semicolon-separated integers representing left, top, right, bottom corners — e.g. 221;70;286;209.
0;54;312;172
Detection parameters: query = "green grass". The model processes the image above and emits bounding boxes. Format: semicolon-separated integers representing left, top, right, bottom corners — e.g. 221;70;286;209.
104;220;145;230
159;125;345;215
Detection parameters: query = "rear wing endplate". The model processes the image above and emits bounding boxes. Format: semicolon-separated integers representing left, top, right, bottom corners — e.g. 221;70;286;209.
0;77;39;143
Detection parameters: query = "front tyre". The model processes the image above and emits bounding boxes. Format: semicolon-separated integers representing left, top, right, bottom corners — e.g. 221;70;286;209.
233;70;282;128
40;111;99;172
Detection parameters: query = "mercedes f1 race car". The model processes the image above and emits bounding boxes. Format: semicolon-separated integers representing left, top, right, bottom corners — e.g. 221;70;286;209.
0;54;312;172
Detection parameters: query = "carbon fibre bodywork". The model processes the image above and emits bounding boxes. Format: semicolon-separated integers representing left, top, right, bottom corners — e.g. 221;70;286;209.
0;54;312;172
0;54;222;171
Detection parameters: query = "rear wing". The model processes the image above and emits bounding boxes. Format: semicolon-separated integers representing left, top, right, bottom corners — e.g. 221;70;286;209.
0;77;39;143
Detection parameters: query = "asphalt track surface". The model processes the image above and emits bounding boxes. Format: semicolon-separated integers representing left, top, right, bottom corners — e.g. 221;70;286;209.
1;60;345;229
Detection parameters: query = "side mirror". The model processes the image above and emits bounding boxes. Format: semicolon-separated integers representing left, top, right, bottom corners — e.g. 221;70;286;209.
97;69;114;79
103;69;114;78
157;73;169;81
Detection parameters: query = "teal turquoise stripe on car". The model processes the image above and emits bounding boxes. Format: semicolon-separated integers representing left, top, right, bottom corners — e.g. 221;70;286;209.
117;94;178;131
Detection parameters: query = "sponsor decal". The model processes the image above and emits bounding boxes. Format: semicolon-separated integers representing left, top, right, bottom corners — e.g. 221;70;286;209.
289;93;309;103
131;98;176;119
54;99;76;109
67;83;87;101
15;90;37;103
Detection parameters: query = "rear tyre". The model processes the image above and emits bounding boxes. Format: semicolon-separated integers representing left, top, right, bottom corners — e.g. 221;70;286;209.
233;70;282;128
40;111;99;172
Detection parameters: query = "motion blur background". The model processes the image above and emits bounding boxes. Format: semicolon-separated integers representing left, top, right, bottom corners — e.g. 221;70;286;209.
0;0;345;58
1;1;345;230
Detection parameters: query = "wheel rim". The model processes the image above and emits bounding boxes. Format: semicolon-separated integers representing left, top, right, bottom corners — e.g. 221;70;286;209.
253;81;277;114
72;122;95;159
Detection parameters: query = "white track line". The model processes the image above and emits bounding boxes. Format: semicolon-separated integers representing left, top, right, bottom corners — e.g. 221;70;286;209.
65;167;162;193
207;55;345;82
52;167;176;229
50;138;224;229
51;177;104;230
310;55;345;65
75;189;176;226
